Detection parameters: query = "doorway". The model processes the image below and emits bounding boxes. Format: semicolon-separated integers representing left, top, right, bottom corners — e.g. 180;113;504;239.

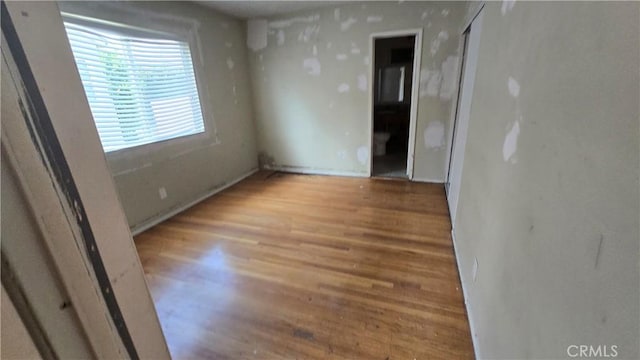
369;31;422;179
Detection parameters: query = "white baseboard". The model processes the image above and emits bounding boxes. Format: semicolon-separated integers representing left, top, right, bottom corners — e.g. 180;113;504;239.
264;164;447;183
130;168;259;236
451;228;480;359
411;176;445;184
263;164;367;178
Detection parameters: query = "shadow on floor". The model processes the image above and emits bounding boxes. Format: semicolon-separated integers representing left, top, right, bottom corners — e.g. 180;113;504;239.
372;153;407;179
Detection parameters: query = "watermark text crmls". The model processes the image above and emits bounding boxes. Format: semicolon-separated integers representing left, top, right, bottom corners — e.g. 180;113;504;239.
567;345;618;358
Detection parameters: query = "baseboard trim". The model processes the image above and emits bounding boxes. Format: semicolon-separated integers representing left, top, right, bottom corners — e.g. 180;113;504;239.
411;176;445;184
263;164;367;178
130;168;259;236
451;228;480;359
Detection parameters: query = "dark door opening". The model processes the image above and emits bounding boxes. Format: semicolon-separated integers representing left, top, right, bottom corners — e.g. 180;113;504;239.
372;35;416;179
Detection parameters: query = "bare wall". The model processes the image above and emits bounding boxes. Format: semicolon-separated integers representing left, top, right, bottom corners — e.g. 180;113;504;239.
247;1;467;181
454;2;639;358
58;1;259;229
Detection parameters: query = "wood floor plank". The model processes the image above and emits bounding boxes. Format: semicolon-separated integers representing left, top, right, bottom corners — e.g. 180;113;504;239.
135;171;474;359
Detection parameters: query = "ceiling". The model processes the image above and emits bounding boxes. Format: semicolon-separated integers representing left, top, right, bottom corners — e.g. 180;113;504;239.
195;1;346;19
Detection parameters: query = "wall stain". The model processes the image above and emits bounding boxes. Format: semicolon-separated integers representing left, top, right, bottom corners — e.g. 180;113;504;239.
258;151;276;168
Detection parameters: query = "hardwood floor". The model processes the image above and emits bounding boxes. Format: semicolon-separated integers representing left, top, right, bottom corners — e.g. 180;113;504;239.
135;171;474;359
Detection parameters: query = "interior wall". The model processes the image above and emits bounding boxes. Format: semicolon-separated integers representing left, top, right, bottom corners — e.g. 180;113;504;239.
453;2;639;358
58;1;258;229
247;1;466;180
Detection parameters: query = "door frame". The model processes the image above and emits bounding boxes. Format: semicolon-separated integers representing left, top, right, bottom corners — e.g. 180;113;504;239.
445;7;485;225
444;4;485;185
368;29;423;179
2;2;170;358
445;31;470;189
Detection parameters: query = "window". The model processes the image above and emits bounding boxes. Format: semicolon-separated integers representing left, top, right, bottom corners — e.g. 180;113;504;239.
63;17;205;153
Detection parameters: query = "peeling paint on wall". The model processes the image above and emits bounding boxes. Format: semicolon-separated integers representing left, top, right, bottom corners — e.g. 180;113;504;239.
298;25;320;43
341;17;357;31
441;9;450;17
502;120;520;163
439;55;459;100
249;2;468;180
337;150;347;160
419;69;442;97
225;42;232;48
303;58;321;76
226;57;235;70
430;31;449;56
508;76;520;98
356;146;369;165
247;19;268;51
357;74;367;92
424;121;445;149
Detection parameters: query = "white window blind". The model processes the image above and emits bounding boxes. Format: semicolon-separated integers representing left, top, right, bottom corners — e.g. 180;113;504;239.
63;19;205;152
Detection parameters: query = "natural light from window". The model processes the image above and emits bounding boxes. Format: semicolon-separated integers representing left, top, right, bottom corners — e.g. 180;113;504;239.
63;19;205;153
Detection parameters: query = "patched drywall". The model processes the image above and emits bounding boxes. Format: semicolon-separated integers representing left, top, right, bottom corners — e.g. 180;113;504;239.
356;145;369;165
247;2;466;178
502;120;519;163
303;57;321;76
247;19;268;51
424;120;445;149
59;2;258;228
454;2;639;358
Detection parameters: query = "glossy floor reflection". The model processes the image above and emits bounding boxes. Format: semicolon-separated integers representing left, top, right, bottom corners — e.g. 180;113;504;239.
135;171;473;359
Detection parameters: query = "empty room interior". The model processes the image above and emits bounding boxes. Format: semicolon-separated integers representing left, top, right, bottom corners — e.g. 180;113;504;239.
1;1;639;359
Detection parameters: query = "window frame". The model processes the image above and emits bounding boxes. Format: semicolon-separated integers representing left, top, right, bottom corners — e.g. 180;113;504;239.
59;2;218;175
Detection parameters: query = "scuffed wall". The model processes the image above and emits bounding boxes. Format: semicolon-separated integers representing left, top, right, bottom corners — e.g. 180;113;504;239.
247;1;466;180
454;2;639;358
59;1;258;229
